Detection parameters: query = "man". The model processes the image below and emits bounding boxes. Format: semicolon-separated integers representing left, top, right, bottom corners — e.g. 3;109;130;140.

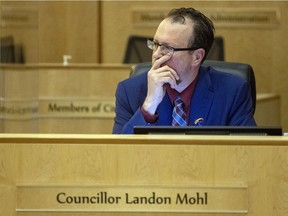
113;7;256;134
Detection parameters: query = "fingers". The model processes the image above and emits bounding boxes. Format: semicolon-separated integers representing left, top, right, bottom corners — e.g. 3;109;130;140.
152;54;172;69
152;66;179;89
150;54;180;88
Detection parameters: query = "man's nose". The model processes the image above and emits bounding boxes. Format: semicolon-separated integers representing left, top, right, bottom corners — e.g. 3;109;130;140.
152;46;164;59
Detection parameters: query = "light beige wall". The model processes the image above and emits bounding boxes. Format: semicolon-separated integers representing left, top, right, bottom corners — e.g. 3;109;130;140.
0;1;100;63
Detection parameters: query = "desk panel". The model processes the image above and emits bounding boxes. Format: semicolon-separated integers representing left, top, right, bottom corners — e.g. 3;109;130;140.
0;134;288;215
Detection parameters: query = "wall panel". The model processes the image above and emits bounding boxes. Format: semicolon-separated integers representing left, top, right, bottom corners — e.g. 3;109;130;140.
0;1;100;63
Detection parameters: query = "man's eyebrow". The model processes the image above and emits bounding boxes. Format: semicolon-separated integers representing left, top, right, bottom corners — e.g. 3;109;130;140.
153;40;171;46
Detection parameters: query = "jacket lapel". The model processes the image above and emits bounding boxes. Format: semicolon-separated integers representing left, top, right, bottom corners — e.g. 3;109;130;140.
189;67;214;126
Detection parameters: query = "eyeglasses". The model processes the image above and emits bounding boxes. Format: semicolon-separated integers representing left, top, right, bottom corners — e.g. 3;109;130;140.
147;39;200;55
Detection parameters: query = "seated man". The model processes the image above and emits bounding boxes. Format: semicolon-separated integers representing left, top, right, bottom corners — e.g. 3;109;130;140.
113;7;256;134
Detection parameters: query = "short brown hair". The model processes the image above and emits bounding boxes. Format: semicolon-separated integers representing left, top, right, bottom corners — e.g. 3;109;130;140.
167;7;215;61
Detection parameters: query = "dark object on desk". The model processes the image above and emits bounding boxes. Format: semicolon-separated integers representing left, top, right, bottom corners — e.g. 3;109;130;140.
134;126;283;136
129;60;256;114
123;35;224;63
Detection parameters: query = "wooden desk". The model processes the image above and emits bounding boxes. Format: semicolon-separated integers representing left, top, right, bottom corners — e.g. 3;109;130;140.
0;64;131;133
0;64;282;134
0;134;288;215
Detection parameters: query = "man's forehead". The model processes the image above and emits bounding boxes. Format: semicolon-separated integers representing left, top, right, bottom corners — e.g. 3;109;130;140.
156;18;193;36
158;18;192;31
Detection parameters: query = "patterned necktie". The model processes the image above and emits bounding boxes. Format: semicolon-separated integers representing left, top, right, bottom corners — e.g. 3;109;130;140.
172;96;187;126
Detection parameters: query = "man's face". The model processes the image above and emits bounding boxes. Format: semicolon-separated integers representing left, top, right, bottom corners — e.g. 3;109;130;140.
152;18;196;80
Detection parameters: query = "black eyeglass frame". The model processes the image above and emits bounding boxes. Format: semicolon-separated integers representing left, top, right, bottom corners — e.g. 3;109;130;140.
147;39;201;53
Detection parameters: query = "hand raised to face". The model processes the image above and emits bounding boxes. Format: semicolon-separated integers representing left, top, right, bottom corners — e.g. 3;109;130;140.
151;53;180;88
142;54;180;115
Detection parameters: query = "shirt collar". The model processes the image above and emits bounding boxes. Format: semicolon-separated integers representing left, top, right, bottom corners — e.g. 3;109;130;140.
167;74;199;109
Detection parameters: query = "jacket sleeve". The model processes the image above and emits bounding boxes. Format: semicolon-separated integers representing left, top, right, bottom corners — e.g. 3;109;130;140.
112;82;148;134
228;80;257;126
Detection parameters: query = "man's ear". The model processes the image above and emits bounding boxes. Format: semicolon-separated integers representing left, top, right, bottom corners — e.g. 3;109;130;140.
193;48;205;65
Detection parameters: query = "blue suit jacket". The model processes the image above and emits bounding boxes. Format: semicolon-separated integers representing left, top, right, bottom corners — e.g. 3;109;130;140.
113;66;256;134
